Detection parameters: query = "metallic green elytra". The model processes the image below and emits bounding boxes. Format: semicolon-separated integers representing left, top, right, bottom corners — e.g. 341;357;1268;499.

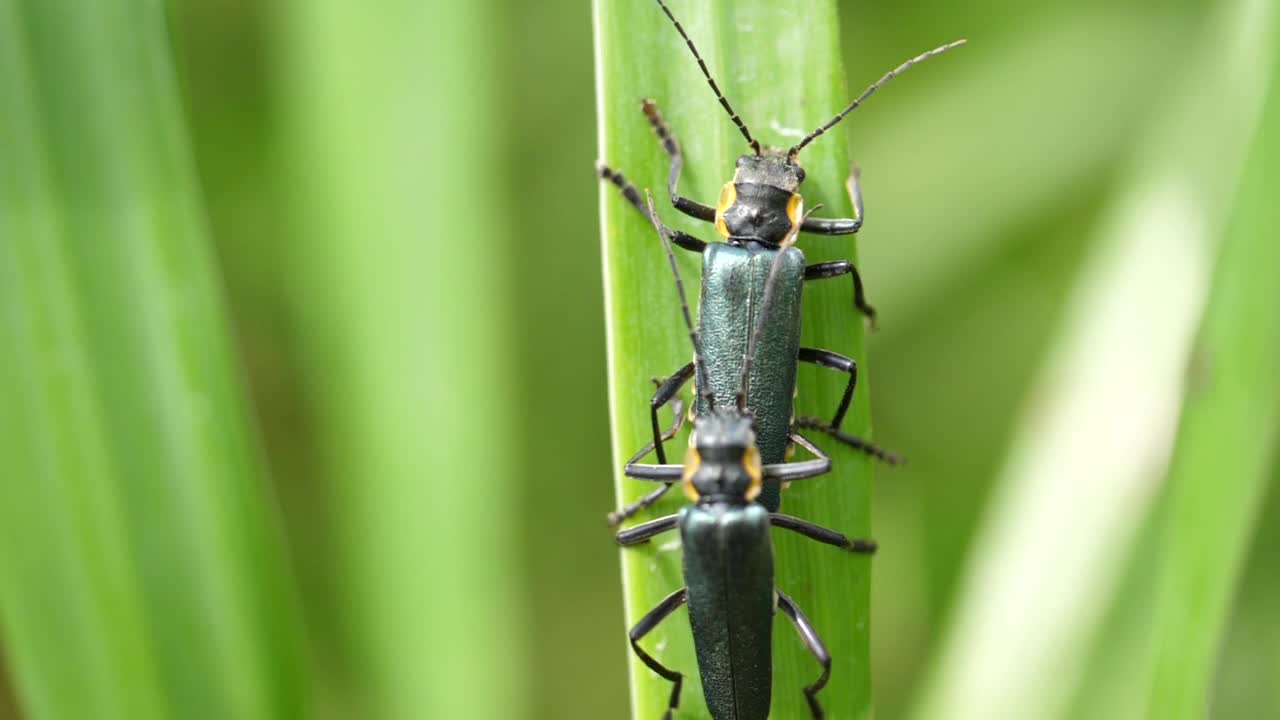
682;501;774;719
695;243;805;511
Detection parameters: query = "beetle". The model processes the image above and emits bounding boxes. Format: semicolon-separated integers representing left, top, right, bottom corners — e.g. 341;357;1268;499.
599;0;965;521
615;196;877;719
619;410;872;720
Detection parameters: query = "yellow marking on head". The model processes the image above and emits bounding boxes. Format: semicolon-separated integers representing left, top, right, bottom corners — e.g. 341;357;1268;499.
743;446;763;501
714;183;736;237
784;193;804;245
682;445;702;502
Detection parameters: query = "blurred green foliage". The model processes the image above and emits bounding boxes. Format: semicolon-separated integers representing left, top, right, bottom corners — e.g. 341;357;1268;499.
0;0;1275;718
0;1;308;718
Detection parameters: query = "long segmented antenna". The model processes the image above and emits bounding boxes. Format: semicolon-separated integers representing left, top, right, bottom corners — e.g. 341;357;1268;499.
645;191;716;411
788;39;967;160
653;0;761;156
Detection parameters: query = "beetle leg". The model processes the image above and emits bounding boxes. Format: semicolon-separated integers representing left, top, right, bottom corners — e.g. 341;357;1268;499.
770;513;876;554
606;372;692;526
796;349;906;463
596;161;706;252
624;461;683;482
777;589;833;720
795;416;903;466
616;514;680;545
802;260;875;326
797;347;860;429
640;99;717;224
609;484;672;527
629;588;689;720
648;363;693;465
798;166;864;236
763;433;831;482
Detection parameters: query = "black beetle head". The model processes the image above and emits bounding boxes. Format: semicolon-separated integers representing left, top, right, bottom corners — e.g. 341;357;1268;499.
714;154;805;246
682;411;762;504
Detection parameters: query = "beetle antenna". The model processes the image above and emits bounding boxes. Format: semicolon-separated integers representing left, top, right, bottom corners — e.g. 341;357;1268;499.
645;191;716;411
788;39;966;160
653;0;761;156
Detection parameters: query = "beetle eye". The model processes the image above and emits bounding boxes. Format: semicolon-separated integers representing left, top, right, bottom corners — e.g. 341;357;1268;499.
795;167;806;183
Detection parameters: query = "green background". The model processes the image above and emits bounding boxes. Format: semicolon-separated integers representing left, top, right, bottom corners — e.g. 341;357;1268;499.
1;0;1277;718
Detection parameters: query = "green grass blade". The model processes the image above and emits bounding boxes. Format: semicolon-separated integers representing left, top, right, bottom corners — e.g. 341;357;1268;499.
0;2;310;719
272;0;526;717
1208;465;1280;718
909;1;1274;717
595;2;950;717
1146;19;1280;714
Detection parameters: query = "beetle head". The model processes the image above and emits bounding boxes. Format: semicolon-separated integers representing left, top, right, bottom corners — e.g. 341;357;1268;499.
714;153;805;246
682;411;762;504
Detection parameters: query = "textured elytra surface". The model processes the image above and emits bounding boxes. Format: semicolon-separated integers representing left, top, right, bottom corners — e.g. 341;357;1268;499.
695;244;805;512
682;504;774;720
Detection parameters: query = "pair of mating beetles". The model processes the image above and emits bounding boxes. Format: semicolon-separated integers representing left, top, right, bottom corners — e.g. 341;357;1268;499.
600;1;964;718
